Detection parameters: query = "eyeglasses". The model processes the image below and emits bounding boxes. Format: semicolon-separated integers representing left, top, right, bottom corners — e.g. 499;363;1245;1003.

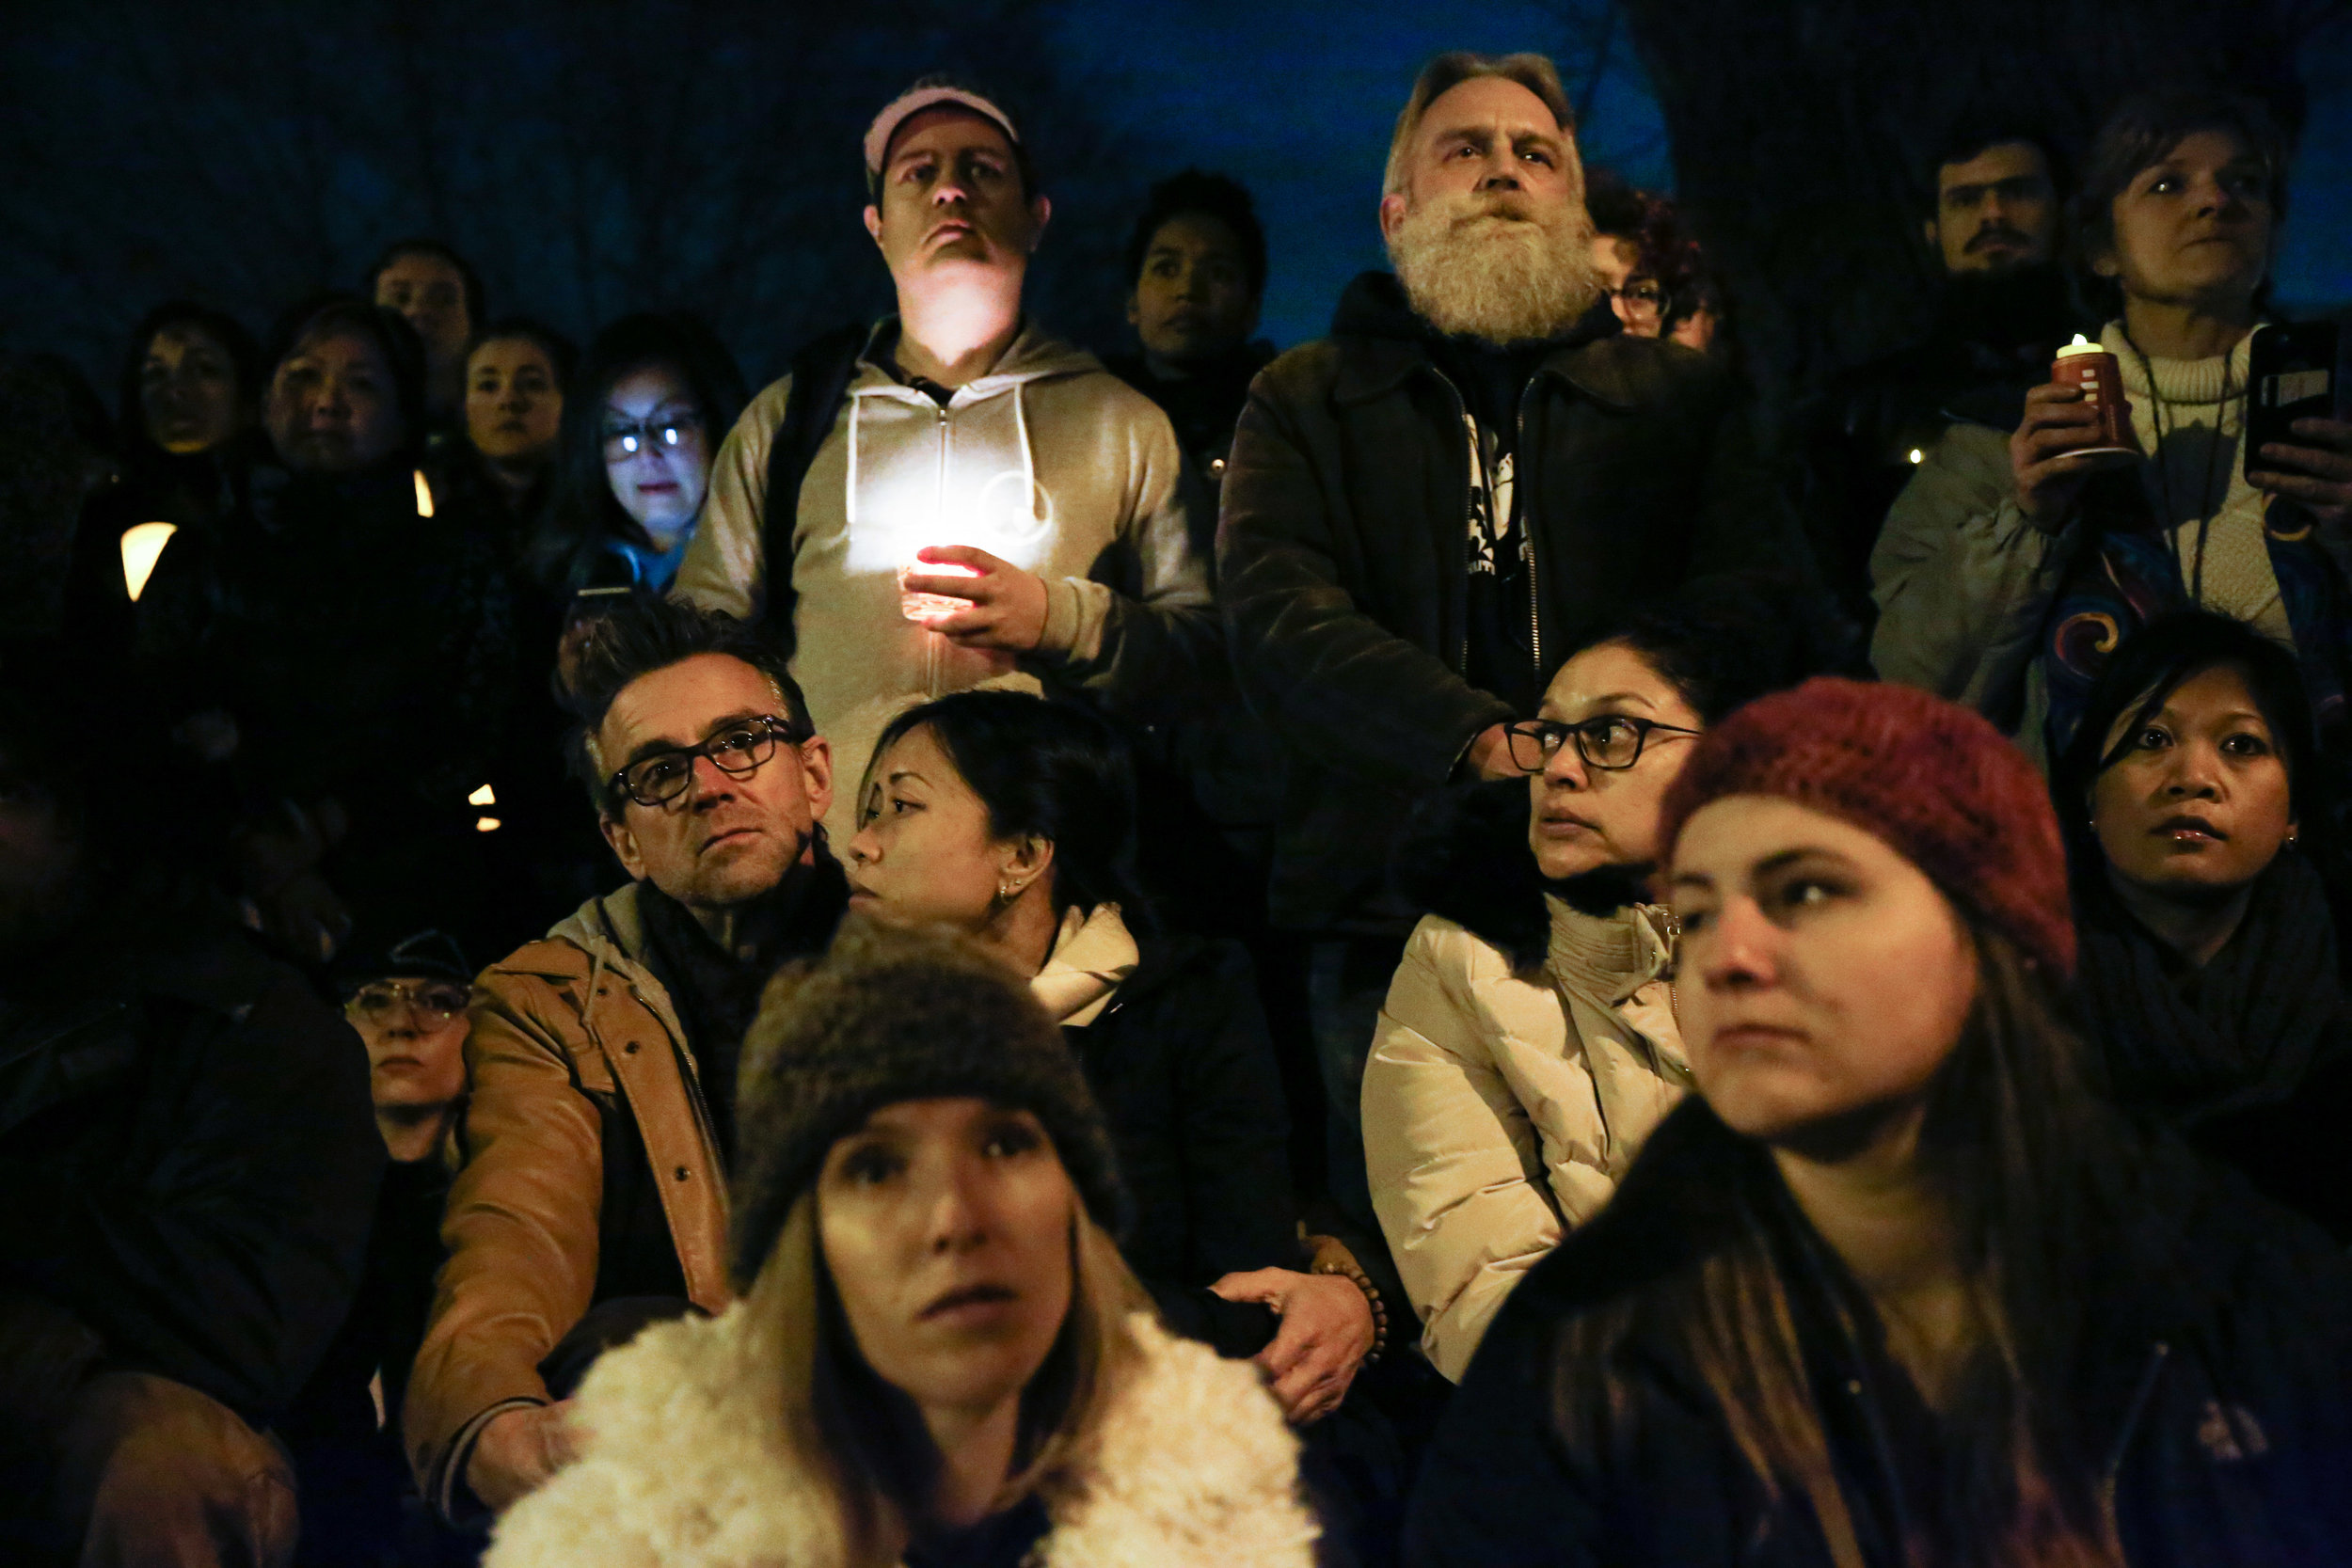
1607;279;1666;311
1506;715;1703;773
608;715;807;808
602;414;704;459
345;979;471;1024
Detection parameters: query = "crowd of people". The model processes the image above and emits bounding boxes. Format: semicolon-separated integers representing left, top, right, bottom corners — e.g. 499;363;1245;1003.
1;43;2348;1568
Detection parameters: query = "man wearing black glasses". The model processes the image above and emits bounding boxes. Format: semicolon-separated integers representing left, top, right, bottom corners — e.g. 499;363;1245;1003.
405;597;846;1528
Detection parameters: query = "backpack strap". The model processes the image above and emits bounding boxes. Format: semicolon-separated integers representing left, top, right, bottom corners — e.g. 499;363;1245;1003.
757;323;873;645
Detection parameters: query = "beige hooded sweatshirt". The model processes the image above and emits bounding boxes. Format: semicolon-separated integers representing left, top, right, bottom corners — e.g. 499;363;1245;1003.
675;320;1217;841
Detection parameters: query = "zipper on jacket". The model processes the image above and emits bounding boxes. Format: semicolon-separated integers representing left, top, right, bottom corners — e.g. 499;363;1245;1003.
928;400;951;697
1516;380;1543;675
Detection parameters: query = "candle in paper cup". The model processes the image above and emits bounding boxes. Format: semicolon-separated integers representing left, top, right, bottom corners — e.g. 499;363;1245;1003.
2052;335;2134;463
898;553;983;623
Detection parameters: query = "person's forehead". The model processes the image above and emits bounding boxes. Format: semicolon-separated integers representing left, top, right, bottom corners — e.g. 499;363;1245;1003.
1149;211;1246;260
285;330;387;373
2151;126;2261;170
1940;140;2049;190
1677;793;1882;866
854;1095;1009;1136
1421;76;1565;146
887;104;1016;166
471;337;552;372
605;362;691;408
601;652;778;751
381;252;465;288
150;323;226;357
1543;641;1670;708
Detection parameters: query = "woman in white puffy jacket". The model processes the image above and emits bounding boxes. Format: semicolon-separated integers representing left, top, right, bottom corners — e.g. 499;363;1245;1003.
1362;576;1843;1380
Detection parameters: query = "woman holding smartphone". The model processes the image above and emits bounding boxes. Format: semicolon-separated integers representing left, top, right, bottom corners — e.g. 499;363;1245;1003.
1872;87;2352;769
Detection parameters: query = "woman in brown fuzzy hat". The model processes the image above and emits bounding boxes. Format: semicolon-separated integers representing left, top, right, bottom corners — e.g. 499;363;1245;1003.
1406;677;2352;1568
483;918;1320;1568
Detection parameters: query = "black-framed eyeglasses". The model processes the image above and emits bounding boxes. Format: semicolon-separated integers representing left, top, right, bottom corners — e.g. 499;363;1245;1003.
1607;279;1666;310
608;715;808;808
344;979;471;1025
602;413;705;459
1506;715;1703;773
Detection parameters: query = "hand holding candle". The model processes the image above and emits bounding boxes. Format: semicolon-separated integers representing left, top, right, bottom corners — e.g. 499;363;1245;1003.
900;545;1050;652
2009;338;2132;531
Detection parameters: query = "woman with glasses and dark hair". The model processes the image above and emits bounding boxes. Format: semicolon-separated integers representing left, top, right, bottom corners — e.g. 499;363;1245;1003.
532;312;746;598
1363;574;1848;1380
2053;610;2352;1241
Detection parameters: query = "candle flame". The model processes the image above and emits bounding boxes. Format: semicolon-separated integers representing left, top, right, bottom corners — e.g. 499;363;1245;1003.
468;784;497;807
474;816;501;832
414;469;436;517
2071;333;2090;347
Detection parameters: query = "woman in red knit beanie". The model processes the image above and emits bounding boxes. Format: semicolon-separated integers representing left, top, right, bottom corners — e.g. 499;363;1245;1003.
1406;678;2352;1568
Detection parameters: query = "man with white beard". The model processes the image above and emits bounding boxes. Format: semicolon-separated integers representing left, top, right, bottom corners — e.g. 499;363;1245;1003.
1218;51;1815;1243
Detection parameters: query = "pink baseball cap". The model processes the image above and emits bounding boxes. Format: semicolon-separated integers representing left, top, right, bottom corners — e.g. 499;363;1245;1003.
864;77;1024;190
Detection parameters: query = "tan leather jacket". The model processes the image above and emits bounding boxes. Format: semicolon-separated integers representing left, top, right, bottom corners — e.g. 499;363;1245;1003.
404;885;732;1521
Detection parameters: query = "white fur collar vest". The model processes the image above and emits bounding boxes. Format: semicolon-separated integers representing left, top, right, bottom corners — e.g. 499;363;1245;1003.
483;1306;1319;1568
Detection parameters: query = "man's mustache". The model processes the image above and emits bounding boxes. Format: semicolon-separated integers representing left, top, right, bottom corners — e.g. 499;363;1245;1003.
1966;224;2032;251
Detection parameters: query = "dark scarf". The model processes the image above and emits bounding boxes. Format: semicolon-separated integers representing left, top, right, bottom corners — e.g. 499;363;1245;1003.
2075;850;2352;1124
634;847;849;1155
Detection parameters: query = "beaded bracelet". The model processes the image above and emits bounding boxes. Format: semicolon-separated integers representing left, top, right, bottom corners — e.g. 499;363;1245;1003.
1311;1254;1388;1365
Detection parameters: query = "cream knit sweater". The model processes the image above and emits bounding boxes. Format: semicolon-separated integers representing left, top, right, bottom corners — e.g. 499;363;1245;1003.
2102;321;2289;646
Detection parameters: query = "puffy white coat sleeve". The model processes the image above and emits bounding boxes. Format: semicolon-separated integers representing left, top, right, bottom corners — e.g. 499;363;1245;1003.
1361;919;1565;1383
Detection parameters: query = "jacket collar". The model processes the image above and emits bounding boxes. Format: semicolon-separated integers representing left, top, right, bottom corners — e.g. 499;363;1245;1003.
1326;270;1635;411
1543;895;1675;1007
1529;1099;2260;1508
852;314;1104;405
492;1306;1319;1567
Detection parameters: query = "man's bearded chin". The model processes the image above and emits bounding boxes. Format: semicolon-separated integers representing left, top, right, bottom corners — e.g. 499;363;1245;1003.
1389;188;1605;345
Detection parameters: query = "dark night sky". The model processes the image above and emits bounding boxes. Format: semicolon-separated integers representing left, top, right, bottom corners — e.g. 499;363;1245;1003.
1062;0;2351;349
1058;0;1672;348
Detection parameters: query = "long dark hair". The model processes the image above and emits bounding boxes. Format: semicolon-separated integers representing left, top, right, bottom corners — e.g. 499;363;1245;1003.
115;300;262;469
1558;922;2130;1568
2051;610;2343;923
532;311;746;594
866;691;1154;933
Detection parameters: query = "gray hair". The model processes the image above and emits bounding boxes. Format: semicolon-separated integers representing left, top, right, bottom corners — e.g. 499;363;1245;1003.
1383;51;1577;198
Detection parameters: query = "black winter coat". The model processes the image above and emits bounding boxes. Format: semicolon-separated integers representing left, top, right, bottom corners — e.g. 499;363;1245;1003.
1065;933;1302;1359
1405;1099;2352;1568
0;923;384;1426
1217;272;1814;934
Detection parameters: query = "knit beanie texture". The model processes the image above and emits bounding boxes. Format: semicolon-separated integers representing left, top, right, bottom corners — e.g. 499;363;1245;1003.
729;917;1127;1287
1658;677;2075;978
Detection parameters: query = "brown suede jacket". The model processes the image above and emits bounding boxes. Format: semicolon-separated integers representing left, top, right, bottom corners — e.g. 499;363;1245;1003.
404;884;731;1523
